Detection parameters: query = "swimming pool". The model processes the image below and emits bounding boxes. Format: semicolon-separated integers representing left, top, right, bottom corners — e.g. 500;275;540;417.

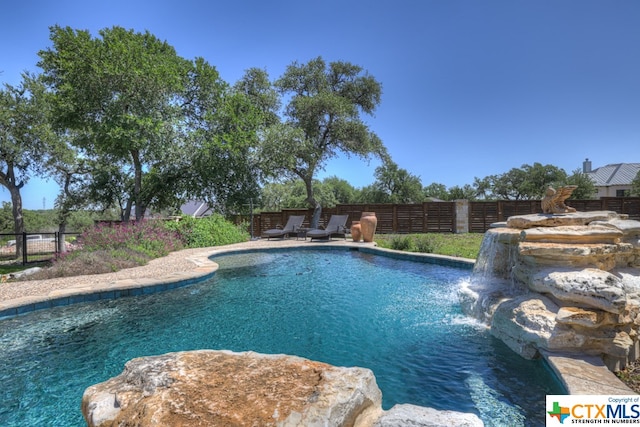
0;249;563;426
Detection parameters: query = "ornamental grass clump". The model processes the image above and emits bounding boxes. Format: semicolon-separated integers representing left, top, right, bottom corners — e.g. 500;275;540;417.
387;234;414;252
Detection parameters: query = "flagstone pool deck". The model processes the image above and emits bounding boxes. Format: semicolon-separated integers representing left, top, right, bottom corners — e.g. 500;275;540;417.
0;238;633;396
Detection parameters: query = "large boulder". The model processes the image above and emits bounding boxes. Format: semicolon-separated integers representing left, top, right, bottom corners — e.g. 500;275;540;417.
82;349;484;427
526;268;627;314
82;350;383;427
490;295;635;360
592;218;640;237
506;211;618;229
490;294;572;358
517;242;620;270
520;225;623;244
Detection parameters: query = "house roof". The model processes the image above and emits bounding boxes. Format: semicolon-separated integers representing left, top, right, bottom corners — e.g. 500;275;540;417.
180;200;212;218
586;163;640;186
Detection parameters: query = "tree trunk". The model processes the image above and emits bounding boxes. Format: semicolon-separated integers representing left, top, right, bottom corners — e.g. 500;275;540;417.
123;198;133;222
132;150;143;221
311;203;322;229
0;165;26;258
304;177;322;228
57;222;67;253
9;185;25;258
57;171;73;253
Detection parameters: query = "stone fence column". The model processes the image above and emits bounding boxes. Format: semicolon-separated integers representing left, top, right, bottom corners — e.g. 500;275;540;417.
454;199;469;233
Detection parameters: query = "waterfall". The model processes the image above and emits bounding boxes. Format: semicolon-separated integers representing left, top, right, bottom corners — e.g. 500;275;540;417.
459;228;523;324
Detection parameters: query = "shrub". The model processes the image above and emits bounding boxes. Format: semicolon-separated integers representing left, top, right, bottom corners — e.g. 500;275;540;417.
81;220;184;257
165;214;249;248
25;220;185;280
413;235;441;253
27;248;151;280
387;234;414;251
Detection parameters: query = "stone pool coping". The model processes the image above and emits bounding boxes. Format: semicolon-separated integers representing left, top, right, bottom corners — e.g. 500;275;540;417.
0;238;633;396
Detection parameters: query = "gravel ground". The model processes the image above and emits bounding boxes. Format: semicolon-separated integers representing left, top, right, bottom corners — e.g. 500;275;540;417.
0;239;351;305
0;247;211;303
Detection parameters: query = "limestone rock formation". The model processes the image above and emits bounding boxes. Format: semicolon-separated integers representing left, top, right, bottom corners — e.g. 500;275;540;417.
461;211;640;371
82;349;483;427
372;404;483;427
506;211;618;229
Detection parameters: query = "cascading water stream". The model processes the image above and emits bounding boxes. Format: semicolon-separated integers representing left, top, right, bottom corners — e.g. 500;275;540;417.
459;228;524;324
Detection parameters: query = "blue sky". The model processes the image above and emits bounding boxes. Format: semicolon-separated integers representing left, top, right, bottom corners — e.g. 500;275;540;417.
2;0;639;210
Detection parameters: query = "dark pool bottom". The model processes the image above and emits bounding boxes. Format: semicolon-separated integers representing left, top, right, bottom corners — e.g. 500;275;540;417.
0;249;564;426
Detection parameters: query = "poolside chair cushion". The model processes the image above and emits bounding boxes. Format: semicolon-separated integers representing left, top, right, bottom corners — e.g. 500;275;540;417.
262;215;305;240
306;215;349;240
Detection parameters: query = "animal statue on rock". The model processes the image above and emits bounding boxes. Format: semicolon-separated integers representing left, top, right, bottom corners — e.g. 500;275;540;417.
541;185;578;214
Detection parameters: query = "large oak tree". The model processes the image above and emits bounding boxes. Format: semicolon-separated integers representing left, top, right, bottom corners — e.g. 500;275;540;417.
38;26;229;220
0;75;54;254
258;57;388;227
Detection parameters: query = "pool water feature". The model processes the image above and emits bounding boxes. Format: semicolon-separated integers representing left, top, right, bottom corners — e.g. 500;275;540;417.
0;249;563;426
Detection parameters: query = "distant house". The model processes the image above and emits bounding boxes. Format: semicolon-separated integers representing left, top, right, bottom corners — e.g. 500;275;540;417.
180;201;212;218
583;158;640;198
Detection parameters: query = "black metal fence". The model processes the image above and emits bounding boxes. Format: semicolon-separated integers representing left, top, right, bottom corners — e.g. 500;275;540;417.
0;232;81;264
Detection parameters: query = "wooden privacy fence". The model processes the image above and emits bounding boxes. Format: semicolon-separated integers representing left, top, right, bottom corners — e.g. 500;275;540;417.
237;197;640;236
242;202;456;237
469;197;640;233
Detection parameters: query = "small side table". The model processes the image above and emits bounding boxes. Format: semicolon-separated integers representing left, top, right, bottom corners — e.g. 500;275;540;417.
294;228;311;240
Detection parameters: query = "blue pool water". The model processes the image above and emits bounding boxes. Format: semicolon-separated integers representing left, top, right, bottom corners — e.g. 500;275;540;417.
0;249;563;426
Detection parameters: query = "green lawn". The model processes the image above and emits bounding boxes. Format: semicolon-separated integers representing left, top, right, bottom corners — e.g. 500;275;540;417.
374;233;484;259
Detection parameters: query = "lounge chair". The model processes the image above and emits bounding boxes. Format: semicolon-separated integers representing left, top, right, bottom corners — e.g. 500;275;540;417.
262;215;305;240
306;215;349;241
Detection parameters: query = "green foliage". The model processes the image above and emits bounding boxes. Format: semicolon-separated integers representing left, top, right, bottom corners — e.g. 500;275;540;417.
164;214;249;248
80;220;184;258
257;57;388;226
566;168;597;199
475;163;567;200
486;163;565;200
26;219;185;279
260;178;351;211
382;234;441;254
413;234;441;253
355;184;385;204
0;205;120;234
423;183;450;200
386;235;414;251
38;26;232;220
187;76;264;214
0;202;14;233
23;210;57;232
446;184;478;201
322;176;358;204
0;75;57;241
370;160;425;203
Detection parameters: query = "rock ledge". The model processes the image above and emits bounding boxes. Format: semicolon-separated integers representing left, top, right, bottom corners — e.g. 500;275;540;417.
82;350;483;427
